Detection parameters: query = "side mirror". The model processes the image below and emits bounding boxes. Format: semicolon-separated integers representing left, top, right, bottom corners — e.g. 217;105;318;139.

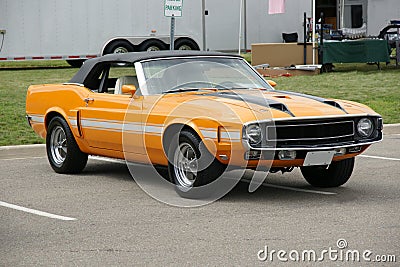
121;85;137;96
267;80;277;87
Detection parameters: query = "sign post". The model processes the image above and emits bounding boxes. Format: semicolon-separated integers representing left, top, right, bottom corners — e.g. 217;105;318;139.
170;15;176;51
164;0;183;51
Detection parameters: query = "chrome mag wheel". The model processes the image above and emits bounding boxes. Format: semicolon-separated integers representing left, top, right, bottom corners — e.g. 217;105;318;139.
174;142;199;190
50;125;67;166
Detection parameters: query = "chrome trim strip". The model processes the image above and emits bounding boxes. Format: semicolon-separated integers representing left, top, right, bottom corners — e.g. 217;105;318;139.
242;139;382;151
268;134;354;142
134;62;148;95
269;120;355;128
63;83;84;87
30;115;45;123
26;115;32;127
243;114;381;126
139;55;242;64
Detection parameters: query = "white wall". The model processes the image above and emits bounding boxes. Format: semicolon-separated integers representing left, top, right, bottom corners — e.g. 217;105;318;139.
367;0;400;36
203;0;312;50
0;0;201;57
246;0;312;45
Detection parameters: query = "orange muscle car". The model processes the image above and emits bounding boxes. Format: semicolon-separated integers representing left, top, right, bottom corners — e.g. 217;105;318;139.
26;51;383;197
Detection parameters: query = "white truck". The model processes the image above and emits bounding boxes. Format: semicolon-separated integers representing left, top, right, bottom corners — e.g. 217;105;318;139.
0;0;314;67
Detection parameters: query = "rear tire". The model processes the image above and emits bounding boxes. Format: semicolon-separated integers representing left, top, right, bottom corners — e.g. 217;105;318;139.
168;130;225;198
300;158;355;188
46;116;88;174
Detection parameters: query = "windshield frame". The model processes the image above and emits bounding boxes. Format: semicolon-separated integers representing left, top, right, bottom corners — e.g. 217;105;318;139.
134;56;274;96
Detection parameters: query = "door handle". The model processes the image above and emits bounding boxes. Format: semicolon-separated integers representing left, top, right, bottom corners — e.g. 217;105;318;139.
84;98;94;106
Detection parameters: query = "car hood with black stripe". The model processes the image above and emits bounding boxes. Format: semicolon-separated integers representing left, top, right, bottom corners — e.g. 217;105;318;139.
157;89;379;124
196;89;376;117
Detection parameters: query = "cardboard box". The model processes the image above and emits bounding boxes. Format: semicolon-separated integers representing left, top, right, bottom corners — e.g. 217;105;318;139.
252;43;318;67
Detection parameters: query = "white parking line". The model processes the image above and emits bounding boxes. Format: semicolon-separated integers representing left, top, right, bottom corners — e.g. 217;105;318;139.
0;156;46;161
0;201;77;221
262;183;337;195
359;155;400;161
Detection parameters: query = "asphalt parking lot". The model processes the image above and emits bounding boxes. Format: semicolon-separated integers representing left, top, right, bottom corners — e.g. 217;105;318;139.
1;133;399;266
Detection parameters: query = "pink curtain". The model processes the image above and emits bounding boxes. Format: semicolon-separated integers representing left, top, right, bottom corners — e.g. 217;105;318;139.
269;0;285;14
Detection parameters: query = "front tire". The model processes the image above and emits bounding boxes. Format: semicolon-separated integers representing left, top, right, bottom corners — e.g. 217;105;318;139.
168;130;225;198
300;158;355;188
46;116;88;174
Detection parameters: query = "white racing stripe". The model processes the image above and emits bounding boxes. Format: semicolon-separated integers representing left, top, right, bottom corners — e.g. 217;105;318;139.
359;155;400;161
0;201;77;221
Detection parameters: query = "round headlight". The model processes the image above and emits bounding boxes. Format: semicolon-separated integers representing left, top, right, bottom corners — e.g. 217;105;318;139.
245;124;262;145
357;118;374;137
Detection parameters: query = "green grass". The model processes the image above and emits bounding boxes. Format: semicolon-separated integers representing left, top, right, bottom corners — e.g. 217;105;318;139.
0;59;399;146
0;62;77;145
0;60;70;69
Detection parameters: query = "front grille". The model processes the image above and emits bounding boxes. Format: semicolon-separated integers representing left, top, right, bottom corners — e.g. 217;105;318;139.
246;116;382;149
267;120;354;141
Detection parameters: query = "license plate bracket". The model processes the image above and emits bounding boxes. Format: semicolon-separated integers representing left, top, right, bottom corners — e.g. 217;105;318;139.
303;151;335;166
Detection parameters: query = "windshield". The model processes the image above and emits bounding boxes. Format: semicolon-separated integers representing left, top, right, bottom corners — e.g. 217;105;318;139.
140;57;272;95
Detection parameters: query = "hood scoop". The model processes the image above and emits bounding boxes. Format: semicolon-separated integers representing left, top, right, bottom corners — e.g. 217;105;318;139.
268;103;295;116
273;90;348;114
323;100;348;113
204;91;295;117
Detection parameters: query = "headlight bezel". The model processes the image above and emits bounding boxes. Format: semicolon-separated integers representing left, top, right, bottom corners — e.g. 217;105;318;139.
356;117;374;138
243;123;263;146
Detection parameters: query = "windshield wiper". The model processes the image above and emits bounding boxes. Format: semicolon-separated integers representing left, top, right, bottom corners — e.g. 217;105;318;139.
163;87;221;94
163;87;270;94
163;88;202;94
222;87;270;91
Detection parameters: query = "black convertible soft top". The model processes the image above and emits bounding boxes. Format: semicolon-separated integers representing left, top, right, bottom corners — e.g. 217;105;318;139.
69;51;242;85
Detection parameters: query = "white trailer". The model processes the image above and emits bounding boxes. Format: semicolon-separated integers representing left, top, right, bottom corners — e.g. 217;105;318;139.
0;0;204;66
0;0;315;66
